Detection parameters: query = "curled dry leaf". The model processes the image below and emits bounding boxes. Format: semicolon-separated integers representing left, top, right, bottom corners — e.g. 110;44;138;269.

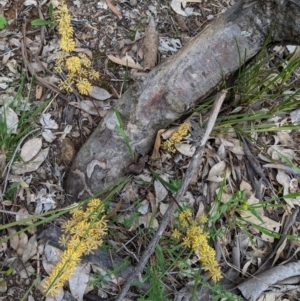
107;54;144;71
151;129;166;159
40;113;58;129
20;137;42;162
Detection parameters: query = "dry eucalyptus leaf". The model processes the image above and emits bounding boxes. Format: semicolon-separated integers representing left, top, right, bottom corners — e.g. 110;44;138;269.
107;54;144;70
141;18;158;70
43;243;63;275
138;200;149;214
69;263;90;301
69;100;107;116
106;0;122;16
16;232;28;256
268;145;295;161
12;147;49;174
175;143;195;157
207;161;229;182
154;179;168;202
24;0;37;5
16;208;32;225
20;137;42;162
89;86;112;101
22;234;37;263
159;202;169;215
239;211;281;242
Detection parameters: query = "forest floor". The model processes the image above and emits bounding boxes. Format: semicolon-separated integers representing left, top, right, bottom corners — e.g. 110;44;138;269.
1;0;300;301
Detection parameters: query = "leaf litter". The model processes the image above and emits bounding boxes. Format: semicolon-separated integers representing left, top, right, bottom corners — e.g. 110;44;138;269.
1;0;300;300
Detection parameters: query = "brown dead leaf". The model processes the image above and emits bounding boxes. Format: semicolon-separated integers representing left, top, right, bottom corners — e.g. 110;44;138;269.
151;129;166;159
35;85;43;99
107;54;144;71
141;18;159;70
105;0;122;16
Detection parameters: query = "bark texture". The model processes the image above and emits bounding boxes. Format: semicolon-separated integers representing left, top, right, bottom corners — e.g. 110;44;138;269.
66;0;300;201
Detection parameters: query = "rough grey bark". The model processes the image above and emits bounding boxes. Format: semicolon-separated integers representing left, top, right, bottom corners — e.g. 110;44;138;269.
66;0;300;201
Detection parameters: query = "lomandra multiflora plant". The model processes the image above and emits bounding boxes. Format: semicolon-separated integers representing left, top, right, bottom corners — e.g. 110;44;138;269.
172;209;222;282
43;198;108;296
54;2;100;95
161;122;190;153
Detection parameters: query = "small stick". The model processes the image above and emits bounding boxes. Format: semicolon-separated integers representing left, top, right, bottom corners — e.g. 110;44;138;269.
115;90;227;301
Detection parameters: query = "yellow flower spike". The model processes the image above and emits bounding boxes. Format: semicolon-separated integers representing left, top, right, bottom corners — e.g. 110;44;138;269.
89;69;100;80
66;56;81;73
60;38;75;53
161;122;190;153
171;228;181;240
198;213;208;224
44;198;108;296
79;53;92;67
176;208;222;283
76;78;92;95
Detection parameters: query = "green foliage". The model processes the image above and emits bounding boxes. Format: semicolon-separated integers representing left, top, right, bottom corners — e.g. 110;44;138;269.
151;170;181;194
31;3;55;30
0;15;7;30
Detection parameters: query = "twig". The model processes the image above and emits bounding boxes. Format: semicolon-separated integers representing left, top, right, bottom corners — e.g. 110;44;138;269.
114;90;227;301
1;128;41;201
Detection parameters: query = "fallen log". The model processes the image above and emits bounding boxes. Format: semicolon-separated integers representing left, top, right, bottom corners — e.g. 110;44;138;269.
66;0;300;200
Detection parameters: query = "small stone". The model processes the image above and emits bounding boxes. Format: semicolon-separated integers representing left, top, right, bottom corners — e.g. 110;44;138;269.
206;14;214;21
130;0;137;6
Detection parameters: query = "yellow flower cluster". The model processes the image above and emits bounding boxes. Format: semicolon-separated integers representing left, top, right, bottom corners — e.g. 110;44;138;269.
172;209;222;282
54;2;100;95
56;2;75;52
43;198;108;296
161;123;190;153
